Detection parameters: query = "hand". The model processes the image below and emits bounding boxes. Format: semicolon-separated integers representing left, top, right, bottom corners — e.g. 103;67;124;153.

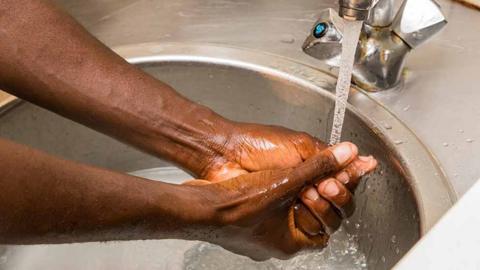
184;142;377;260
201;122;328;181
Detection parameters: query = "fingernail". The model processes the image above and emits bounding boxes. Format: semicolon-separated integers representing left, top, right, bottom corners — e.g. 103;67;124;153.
304;187;320;201
323;180;340;197
336;171;349;183
369;157;378;168
359;155;372;162
332;143;357;164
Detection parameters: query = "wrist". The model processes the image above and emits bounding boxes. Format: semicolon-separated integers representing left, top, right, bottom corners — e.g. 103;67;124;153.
152;99;237;177
147;183;223;241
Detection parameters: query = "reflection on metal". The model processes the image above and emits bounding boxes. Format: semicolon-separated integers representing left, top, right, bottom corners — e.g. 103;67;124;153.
392;0;448;48
303;0;447;91
366;0;394;27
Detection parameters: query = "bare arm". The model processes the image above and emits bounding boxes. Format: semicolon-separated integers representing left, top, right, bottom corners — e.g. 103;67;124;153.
0;0;233;177
0;0;350;182
0;138;199;244
0;137;358;259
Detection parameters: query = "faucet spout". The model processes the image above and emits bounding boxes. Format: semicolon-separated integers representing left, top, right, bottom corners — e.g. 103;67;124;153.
338;0;380;21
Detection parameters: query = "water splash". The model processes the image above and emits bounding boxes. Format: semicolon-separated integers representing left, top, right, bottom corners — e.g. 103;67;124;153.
183;227;367;270
329;20;363;145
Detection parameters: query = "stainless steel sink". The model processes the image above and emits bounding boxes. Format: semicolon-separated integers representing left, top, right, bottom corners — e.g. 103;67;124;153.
0;43;454;270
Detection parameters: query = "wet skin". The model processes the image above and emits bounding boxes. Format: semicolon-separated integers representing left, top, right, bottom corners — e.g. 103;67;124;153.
0;139;375;260
0;0;378;259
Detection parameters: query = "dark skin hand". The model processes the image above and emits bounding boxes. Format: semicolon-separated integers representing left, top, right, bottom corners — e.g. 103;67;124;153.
0;0;378;257
0;138;374;260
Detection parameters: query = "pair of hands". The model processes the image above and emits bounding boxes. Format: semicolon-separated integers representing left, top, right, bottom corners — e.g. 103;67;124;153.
0;0;376;258
179;123;377;259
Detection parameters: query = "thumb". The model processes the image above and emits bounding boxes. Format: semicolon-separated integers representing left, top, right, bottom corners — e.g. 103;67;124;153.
289;142;358;188
259;142;358;203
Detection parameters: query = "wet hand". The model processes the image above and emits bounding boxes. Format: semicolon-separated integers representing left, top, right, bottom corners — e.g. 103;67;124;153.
184;142;377;260
202;123;329;181
295;155;377;237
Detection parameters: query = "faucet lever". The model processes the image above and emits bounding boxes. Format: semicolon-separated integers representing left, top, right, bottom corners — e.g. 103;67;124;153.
366;0;394;27
391;0;447;48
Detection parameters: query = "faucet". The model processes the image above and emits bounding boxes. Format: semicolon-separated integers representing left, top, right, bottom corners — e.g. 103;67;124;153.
338;0;381;21
302;0;447;91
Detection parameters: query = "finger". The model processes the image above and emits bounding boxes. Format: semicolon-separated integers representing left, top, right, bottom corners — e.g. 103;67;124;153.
182;179;212;186
334;155;378;191
300;186;341;234
289;142;358;189
221;142;358;212
317;178;354;217
288;205;329;249
293;203;324;236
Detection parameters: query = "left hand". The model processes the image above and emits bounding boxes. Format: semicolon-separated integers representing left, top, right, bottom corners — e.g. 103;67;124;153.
184;142;377;259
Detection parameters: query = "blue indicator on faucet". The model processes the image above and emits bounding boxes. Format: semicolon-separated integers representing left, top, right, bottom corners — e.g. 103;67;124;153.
313;22;328;38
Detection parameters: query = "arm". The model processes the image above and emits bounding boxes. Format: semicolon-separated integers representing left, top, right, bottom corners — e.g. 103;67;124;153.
0;0;233;178
0;0;330;181
0;138;200;243
0;138;364;260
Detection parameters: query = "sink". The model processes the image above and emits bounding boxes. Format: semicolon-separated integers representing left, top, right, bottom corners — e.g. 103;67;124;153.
0;43;454;269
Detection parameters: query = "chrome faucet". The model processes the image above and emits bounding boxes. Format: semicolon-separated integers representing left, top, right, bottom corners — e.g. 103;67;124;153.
303;0;447;91
338;0;381;21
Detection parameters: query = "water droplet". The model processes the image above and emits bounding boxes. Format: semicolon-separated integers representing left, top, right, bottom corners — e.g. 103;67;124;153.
355;223;361;229
442;142;449;147
412;31;424;39
394;140;404;145
391;235;397;243
395;247;400;254
459;129;465;133
381;256;386;263
382;122;392;130
403;105;410;111
466;138;474;143
280;34;295;44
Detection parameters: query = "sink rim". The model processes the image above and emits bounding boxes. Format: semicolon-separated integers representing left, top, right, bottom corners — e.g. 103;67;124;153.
0;42;456;236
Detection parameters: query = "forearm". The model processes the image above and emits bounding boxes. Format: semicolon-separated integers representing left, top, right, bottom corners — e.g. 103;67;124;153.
0;138;206;244
0;0;233;176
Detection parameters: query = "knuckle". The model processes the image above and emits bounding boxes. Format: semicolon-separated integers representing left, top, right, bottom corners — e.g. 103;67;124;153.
214;210;241;225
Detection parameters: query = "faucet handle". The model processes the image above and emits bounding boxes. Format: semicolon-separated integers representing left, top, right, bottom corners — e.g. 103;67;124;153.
302;9;344;64
391;0;447;48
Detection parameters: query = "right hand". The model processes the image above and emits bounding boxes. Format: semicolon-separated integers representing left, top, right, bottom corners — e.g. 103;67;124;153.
183;142;377;260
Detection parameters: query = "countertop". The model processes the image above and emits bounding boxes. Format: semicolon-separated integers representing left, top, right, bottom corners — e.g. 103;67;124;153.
395;178;480;269
51;0;480;197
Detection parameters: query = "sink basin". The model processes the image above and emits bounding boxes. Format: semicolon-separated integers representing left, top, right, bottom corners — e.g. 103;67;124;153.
0;43;454;269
